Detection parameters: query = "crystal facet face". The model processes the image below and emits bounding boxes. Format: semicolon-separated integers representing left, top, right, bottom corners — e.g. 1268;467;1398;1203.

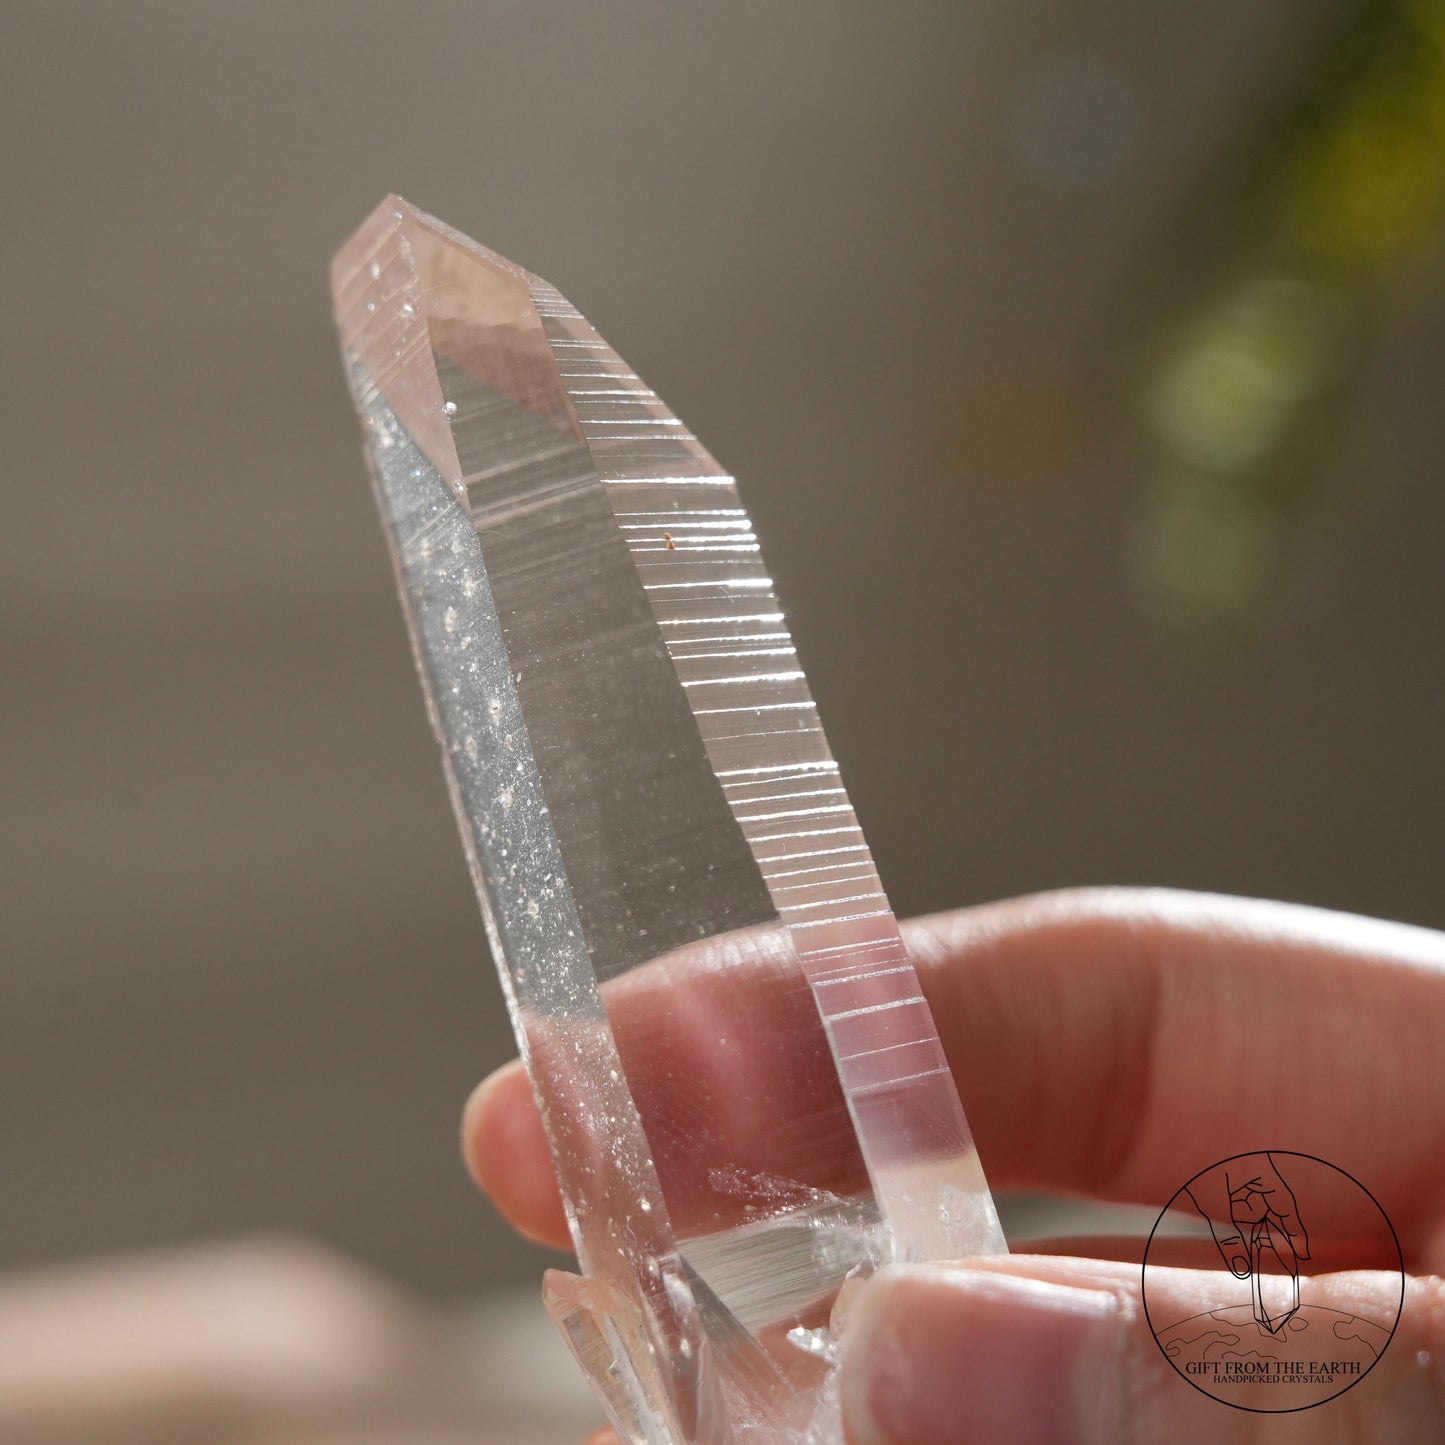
331;198;1004;1445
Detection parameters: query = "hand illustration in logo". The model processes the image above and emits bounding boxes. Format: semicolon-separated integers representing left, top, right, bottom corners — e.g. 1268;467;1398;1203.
1185;1152;1311;1333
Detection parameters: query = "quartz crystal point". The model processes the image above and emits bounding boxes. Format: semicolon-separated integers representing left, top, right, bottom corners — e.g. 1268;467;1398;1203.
331;198;1005;1445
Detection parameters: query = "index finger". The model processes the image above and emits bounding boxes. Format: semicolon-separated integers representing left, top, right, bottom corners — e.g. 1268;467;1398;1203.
1260;1151;1311;1259
465;888;1445;1265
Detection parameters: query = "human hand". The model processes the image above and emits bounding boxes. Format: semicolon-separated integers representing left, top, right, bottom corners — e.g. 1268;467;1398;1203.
1183;1150;1311;1339
1186;1152;1309;1281
462;888;1445;1443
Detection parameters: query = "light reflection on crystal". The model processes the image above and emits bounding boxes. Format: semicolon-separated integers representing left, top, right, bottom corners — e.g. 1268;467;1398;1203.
332;197;1004;1444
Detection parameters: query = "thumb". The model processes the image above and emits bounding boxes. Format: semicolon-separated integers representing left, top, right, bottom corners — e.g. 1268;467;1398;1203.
841;1255;1442;1445
1184;1174;1250;1278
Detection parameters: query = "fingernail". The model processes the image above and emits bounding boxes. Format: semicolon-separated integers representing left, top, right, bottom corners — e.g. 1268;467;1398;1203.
1231;1253;1250;1276
842;1265;1119;1445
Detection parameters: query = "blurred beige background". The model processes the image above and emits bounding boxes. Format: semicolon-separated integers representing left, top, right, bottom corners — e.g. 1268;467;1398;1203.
3;0;1442;1333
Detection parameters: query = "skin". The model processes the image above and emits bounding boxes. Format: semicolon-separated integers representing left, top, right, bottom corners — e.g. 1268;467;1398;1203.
461;888;1445;1444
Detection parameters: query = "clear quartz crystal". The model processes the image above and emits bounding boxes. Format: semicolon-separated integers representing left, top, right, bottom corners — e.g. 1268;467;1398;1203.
331;198;1005;1445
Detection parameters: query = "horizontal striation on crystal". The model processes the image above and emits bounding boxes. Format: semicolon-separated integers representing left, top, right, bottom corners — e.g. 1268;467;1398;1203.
332;197;1003;1445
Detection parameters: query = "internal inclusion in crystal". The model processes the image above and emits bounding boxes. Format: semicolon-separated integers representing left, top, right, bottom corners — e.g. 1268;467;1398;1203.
332;198;1004;1444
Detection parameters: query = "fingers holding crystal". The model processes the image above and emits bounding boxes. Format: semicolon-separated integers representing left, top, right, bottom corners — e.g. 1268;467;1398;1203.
840;1257;1445;1444
464;926;872;1245
904;888;1445;1261
467;889;1445;1272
